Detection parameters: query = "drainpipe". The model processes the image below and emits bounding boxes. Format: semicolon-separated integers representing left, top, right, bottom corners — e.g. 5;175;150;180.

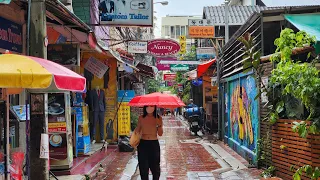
224;0;229;43
27;0;31;55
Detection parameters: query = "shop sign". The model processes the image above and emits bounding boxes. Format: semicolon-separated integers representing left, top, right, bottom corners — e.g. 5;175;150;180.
118;102;131;136
188;26;215;38
0;16;22;53
163;74;176;81
170;64;189;72
159;60;201;65
196;47;216;60
156;57;177;71
147;39;180;56
117;90;135;102
99;0;153;27
179;36;186;55
128;41;147;53
47;44;79;66
84;56;109;79
188;19;213;26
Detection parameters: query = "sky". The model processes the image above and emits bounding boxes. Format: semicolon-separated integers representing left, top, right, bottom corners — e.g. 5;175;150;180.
153;0;224;37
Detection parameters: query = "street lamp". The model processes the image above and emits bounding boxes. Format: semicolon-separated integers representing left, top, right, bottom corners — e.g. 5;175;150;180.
154;1;169;5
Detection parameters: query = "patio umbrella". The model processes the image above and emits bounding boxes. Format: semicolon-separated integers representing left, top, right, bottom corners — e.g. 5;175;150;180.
0;54;86;178
128;92;185;108
0;54;86;91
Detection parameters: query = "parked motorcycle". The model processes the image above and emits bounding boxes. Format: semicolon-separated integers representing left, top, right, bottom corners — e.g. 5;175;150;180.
184;106;204;136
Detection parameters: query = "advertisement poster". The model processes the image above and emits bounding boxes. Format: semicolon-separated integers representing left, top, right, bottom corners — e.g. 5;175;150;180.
99;0;153;26
128;41;148;53
163;74;176;81
47;44;79;66
49;133;67;160
118;102;131;136
48;93;66;123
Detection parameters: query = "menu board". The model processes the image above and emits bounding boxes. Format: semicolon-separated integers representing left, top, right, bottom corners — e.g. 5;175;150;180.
117;102;131;136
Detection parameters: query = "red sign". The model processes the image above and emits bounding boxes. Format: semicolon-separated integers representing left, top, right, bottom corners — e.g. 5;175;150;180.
148;39;180;56
163;74;176;81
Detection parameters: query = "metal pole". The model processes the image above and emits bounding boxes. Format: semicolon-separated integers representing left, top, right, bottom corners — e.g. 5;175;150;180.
5;93;10;180
29;0;49;178
224;1;229;43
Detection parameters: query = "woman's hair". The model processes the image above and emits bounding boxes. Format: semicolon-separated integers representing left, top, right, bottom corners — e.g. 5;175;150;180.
142;106;159;118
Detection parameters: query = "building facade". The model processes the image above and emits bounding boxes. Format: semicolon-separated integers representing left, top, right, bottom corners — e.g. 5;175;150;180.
161;15;201;51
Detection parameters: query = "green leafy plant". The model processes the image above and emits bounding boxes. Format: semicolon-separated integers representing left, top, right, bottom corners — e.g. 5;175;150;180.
291;165;320;180
261;166;276;178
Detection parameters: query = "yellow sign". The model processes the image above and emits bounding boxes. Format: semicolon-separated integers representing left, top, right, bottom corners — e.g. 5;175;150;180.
48;122;66;128
179;35;186;55
179;36;186;42
188;26;215;38
118;102;131;136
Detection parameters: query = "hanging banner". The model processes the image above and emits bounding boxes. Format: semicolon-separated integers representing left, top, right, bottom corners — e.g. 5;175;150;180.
188;26;215;38
84;56;109;79
99;0;153;27
128;41;148;53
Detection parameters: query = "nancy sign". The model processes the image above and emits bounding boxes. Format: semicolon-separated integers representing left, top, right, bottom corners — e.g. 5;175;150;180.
99;0;153;26
0;17;22;53
147;39;180;56
128;41;147;54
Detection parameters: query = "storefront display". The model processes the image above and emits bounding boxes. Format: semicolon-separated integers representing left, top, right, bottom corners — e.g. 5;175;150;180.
48;93;73;170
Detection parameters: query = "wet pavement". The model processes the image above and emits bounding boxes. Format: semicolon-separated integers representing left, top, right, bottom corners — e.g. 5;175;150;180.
160;117;221;179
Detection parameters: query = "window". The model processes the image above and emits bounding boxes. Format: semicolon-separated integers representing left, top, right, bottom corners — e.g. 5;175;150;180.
186;25;189;37
181;26;186;36
175;25;180;38
165;26;170;37
170;26;175;38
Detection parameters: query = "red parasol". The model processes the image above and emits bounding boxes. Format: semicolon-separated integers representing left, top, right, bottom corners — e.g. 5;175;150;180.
128;92;185;108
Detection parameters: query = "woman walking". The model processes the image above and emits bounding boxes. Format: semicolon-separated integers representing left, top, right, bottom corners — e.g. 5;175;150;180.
134;106;163;180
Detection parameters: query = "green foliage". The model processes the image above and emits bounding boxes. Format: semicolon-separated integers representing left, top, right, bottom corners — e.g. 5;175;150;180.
146;78;160;93
291;165;320;180
260;166;276;178
130;112;139;131
181;45;196;60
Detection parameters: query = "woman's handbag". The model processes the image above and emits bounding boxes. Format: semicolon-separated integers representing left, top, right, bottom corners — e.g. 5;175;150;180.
129;130;141;149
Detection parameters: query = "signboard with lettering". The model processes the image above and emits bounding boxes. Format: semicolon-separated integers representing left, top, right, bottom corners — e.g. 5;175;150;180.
0;17;22;53
99;0;153;27
188;26;215;38
147;39;180;56
128;41;148;53
170;64;189;72
163;74;176;81
156;57;177;71
84;56;109;79
117;90;135;136
179;36;186;55
196;47;216;60
188;19;214;26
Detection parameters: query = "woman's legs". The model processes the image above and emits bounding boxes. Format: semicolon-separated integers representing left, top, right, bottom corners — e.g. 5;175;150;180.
138;141;149;180
149;141;161;180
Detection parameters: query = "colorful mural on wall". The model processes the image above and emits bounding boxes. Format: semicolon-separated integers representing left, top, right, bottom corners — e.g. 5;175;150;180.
224;72;259;164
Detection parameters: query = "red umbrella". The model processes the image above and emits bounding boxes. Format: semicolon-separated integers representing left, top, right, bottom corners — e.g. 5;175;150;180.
128;92;185;108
